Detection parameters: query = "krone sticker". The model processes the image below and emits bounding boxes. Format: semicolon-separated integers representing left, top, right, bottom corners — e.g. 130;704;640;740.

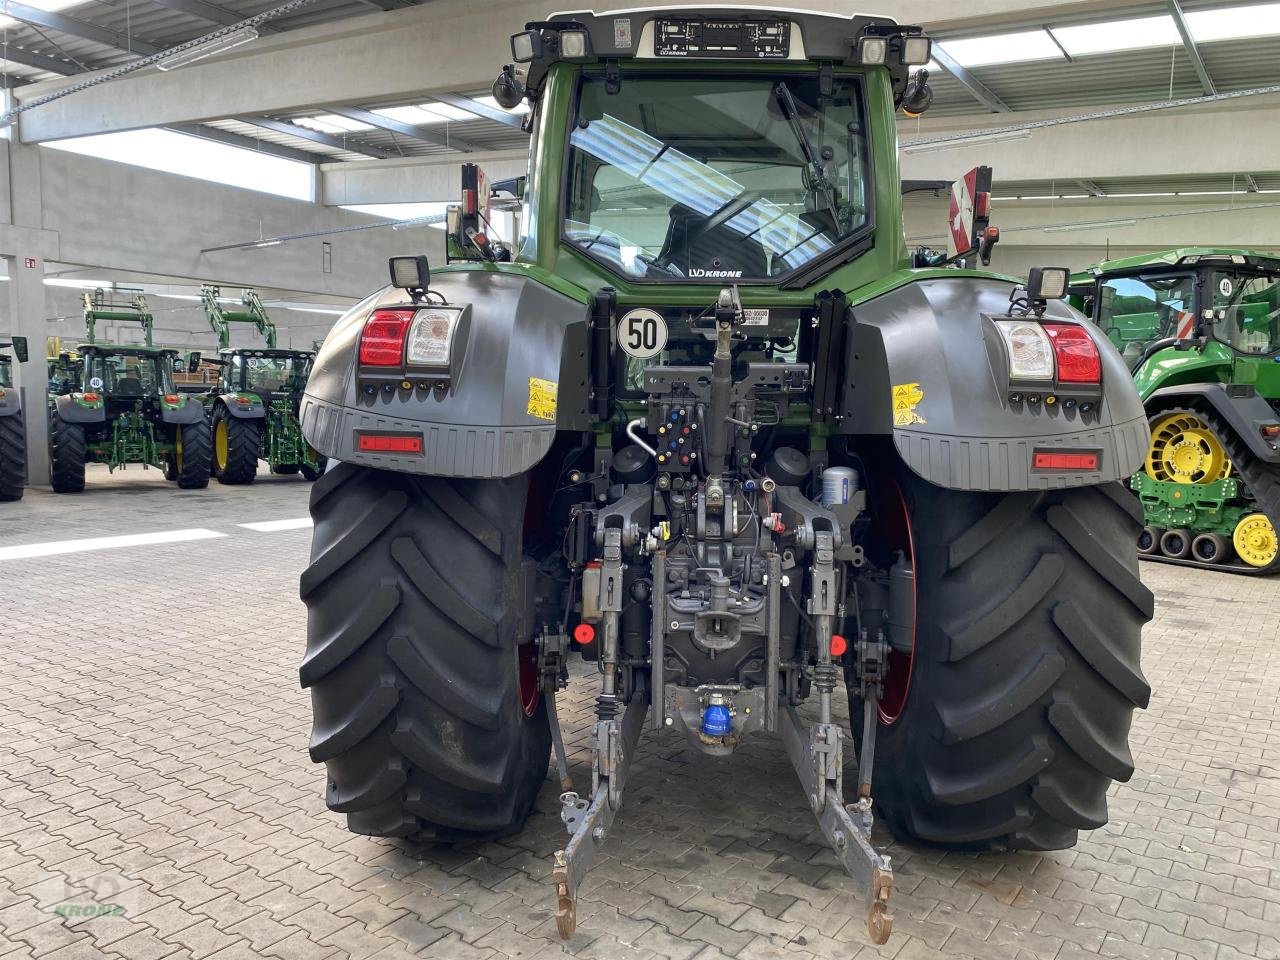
892;382;927;426
527;377;558;421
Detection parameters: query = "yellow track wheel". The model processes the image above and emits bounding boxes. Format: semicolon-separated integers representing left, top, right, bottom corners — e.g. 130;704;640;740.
215;420;229;471
1233;513;1278;568
1145;412;1231;484
175;429;184;473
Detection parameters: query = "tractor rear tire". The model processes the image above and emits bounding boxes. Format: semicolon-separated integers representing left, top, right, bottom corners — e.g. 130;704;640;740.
0;413;25;501
860;472;1153;852
49;413;85;493
212;408;258;485
176;421;211;489
299;463;550;842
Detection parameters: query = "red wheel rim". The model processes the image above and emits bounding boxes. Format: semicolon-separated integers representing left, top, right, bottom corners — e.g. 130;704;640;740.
517;640;540;718
874;479;916;725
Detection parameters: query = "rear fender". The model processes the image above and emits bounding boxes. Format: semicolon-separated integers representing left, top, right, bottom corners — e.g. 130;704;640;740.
842;275;1149;491
301;270;590;478
1147;382;1280;463
0;388;20;417
53;393;106;424
159;395;208;426
216;393;266;420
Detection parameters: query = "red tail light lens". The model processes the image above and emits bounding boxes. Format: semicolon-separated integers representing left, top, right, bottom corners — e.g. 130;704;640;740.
359;309;415;367
1042;323;1101;383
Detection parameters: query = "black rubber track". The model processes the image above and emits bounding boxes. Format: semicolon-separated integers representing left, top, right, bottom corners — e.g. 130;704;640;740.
859;473;1153;852
176;421;211;489
299;463;551;842
213;407;259;485
0;413;25;501
49;412;85;493
0;414;24;504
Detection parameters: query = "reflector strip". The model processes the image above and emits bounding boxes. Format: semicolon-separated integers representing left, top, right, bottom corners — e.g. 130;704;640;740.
357;433;423;454
1033;451;1099;470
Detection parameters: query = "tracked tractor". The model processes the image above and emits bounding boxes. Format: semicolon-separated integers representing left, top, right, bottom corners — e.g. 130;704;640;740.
297;8;1154;945
1070;249;1280;571
200;285;323;483
0;336;29;501
48;289;210;493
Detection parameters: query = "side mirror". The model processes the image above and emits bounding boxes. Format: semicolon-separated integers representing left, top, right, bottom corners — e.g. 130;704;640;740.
490;176;526;199
187;351;202;371
10;336;27;363
389;255;431;293
491;63;527;109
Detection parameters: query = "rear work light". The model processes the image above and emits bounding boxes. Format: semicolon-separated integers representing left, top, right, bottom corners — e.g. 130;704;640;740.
356;432;423;454
1033;451;1099;471
1043;323;1102;383
359;309;415;367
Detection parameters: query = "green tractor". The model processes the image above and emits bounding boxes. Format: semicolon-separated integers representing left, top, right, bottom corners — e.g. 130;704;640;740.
0;335;30;501
1070;249;1280;571
200;285;323;483
48;289;211;493
297;8;1154;944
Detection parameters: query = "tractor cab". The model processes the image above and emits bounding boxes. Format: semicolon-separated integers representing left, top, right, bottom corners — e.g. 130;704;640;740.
79;345;180;412
217;348;314;402
1071;249;1280;371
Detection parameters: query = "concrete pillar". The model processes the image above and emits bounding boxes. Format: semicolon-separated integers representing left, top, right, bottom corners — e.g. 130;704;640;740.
6;140;50;488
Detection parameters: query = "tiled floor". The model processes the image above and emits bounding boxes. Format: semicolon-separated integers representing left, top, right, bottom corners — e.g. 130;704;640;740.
0;466;1275;960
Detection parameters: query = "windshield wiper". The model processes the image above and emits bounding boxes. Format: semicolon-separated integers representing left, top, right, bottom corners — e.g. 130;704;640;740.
773;81;838;224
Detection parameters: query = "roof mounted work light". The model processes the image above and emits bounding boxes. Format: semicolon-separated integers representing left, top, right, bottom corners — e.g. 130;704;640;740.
511;30;544;62
901;35;932;65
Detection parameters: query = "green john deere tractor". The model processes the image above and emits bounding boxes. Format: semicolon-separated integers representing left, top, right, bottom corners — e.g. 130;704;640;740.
1070;249;1280;571
200;285;323;483
48;289;211;493
297;8;1154;944
0;336;29;501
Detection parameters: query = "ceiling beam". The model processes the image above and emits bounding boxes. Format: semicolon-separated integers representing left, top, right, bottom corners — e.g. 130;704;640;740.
0;44;76;75
0;1;163;56
165;122;324;163
327;105;476;152
237;116;394;159
147;0;245;28
427;91;525;129
929;44;1013;114
1165;0;1215;95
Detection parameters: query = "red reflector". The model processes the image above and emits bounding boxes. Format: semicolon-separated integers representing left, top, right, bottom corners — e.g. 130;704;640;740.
1262;424;1280;438
573;623;596;645
359;309;414;367
357;433;423;454
1042;323;1101;383
974;191;991;219
1033;451;1099;470
462;188;478;216
830;634;848;657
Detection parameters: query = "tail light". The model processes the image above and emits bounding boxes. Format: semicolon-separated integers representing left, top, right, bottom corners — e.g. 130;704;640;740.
1042;323;1101;383
164;394;180;404
359;309;415;367
994;320;1054;380
82;392;100;402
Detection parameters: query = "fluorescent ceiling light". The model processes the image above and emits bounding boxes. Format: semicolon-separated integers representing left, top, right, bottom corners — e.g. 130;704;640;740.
473;94;531;115
373;103;479;126
900;127;1032;154
936;30;1065;68
1051;15;1180;55
341;202;452;228
294;114;373;134
156;26;258;71
1188;2;1280;41
1044;218;1137;233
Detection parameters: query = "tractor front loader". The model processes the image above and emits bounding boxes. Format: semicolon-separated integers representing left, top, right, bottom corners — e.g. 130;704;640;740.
0;336;30;501
1071;249;1280;571
297;8;1154;946
200;285;323;483
48;289;209;492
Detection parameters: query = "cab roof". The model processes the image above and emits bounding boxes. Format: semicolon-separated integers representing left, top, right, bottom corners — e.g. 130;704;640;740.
1078;247;1280;279
77;343;178;356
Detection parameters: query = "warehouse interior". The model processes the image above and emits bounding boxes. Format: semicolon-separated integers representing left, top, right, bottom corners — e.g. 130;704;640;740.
1;1;1278;959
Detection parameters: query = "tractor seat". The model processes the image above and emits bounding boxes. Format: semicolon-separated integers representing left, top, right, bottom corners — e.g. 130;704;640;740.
658;203;770;278
114;376;144;395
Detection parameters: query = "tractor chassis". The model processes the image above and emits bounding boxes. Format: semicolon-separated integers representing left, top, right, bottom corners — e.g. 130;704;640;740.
546;533;895;944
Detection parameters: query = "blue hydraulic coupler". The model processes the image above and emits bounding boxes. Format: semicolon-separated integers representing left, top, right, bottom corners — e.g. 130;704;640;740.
701;704;732;737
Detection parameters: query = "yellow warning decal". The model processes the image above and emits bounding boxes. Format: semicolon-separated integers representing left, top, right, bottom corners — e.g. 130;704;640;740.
527;377;558;421
892;382;927;426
